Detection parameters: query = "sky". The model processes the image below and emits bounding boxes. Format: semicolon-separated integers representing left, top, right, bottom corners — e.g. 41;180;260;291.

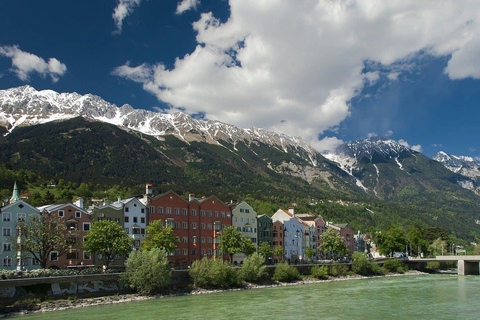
0;0;479;159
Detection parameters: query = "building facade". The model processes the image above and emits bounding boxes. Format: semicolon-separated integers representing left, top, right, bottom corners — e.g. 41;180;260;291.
230;201;257;265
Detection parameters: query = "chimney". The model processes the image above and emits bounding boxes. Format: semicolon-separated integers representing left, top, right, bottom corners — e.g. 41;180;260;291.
189;194;195;202
146;183;153;196
288;206;294;215
118;196;121;204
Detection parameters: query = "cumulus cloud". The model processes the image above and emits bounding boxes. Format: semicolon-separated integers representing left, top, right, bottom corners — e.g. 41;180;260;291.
399;139;422;152
112;0;142;34
313;136;344;153
113;1;480;150
0;45;67;82
176;0;200;15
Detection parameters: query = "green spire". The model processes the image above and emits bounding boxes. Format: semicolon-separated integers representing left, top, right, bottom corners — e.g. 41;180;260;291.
10;181;20;204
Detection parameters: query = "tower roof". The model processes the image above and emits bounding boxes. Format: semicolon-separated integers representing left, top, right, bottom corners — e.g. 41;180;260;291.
10;181;20;204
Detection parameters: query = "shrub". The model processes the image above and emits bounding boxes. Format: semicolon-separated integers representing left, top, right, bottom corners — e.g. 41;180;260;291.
123;248;171;295
425;261;440;271
351;252;385;276
310;265;329;279
189;257;238;289
272;262;301;282
328;263;349;277
383;259;406;273
238;253;269;284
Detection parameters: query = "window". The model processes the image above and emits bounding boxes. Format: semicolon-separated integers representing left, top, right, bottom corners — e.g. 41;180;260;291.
149;206;154;213
207;223;212;230
182;209;187;216
75;211;81;218
58;210;64;217
134;240;141;247
141;228;146;235
183;249;188;255
2;213;11;222
192;249;197;255
182;222;188;229
191;209;197;216
3;257;12;267
124;228;129;234
200;210;205;217
133;217;138;223
17;213;26;222
66;252;79;260
234;217;238;222
240;209;244;213
174;249;180;256
133;228;140;235
183;236;188;244
201;237;206;244
115;218;120;223
192;222;197;229
50;251;59;261
174;222;180;229
3;243;11;251
207;211;212;217
141;208;145;213
246;218;249;223
166;207;171;215
124;216;129;223
240;218;244;222
201;223;205;230
207;237;212;243
252;218;256;224
221;212;225;218
207;249;212;255
83;222;91;232
259;222;262;227
214;211;219;218
157;206;163;214
245;209;250;213
201;249;206;256
32;258;40;265
174;208;180;215
2;228;11;237
125;207;129;213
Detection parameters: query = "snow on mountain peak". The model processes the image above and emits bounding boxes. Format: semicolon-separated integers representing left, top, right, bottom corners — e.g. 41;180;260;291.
0;86;320;166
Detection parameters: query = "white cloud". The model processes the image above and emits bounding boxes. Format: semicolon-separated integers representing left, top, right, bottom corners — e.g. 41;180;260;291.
112;0;142;34
113;1;480;150
312;136;344;153
399;139;422;152
0;45;67;82
176;0;200;15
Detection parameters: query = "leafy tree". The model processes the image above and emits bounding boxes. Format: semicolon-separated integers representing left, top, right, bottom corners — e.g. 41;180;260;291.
430;237;448;256
141;220;179;253
242;238;256;256
272;262;301;282
305;247;316;262
258;242;273;258
319;228;348;260
375;225;407;257
124;248;172;295
273;246;284;261
84;221;133;268
17;213;74;268
407;226;429;257
189;257;238;288
219;226;245;263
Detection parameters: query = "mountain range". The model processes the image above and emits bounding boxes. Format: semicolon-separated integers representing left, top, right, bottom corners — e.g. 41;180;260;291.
1;85;479;240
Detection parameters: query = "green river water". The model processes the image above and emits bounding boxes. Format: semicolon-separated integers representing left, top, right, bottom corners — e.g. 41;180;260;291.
14;274;480;319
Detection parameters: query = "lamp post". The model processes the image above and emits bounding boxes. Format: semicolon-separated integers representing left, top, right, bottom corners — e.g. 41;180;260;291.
16;225;22;273
451;243;455;256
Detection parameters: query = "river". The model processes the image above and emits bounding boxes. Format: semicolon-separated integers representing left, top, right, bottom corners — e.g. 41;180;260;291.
14;274;480;319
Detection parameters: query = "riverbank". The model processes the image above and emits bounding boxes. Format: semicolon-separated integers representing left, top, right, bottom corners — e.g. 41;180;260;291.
1;270;429;317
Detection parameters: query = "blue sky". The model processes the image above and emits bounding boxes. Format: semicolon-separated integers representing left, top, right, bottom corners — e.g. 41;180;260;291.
0;1;479;159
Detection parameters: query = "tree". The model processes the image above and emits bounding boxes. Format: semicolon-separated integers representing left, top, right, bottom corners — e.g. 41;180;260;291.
141;220;179;253
319;228;348;260
430;237;448;256
124;248;172;295
375;225;407;257
273;246;284;261
84;221;133;268
219;226;245;263
305;247;316;262
407;226;429;257
17;213;74;268
258;242;273;258
242;238;256;256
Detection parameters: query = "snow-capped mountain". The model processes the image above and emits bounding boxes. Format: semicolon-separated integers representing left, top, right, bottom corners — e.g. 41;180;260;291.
433;151;480;194
0;85;319;166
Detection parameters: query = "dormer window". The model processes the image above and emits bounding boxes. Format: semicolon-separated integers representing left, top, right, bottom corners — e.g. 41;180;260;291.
58;210;64;217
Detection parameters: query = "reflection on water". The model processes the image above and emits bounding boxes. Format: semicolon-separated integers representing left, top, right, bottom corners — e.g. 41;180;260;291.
14;274;480;320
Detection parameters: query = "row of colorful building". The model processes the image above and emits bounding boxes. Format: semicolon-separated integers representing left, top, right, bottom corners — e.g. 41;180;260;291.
0;183;361;270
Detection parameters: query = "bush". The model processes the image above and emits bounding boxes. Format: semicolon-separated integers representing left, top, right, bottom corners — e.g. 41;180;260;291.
351;252;385;276
238;253;269;284
383;259;406;273
189;258;238;289
123;248;171;295
310;265;329;279
272;262;301;282
328;263;349;277
425;261;440;271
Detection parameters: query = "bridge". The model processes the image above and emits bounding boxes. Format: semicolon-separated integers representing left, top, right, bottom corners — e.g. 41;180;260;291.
407;255;480;275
